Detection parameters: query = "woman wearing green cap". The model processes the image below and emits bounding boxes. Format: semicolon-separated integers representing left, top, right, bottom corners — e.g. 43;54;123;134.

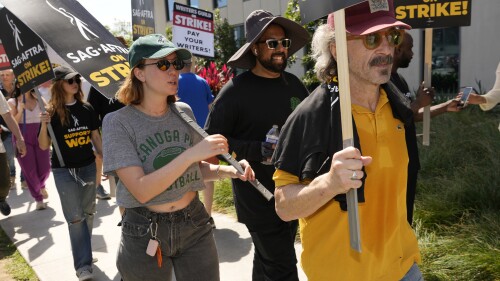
102;34;255;281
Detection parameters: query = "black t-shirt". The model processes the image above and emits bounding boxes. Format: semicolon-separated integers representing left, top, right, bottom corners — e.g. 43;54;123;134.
86;87;124;125
205;70;309;225
49;101;99;168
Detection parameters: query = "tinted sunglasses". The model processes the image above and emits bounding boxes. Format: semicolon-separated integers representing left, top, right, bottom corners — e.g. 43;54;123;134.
65;76;81;85
347;29;404;50
141;59;185;71
256;38;292;50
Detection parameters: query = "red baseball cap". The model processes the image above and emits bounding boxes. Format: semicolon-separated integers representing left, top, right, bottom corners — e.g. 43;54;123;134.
327;0;410;35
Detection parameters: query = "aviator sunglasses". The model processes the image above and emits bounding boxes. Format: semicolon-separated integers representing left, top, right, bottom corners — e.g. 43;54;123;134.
65;76;81;85
347;29;404;50
141;59;185;71
256;38;292;50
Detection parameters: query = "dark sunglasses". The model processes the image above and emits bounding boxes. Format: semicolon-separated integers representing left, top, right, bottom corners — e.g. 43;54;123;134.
256;38;292;50
65;76;81;85
347;29;404;50
141;59;185;71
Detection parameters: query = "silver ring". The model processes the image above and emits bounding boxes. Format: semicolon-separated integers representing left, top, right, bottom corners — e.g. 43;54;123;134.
350;171;357;180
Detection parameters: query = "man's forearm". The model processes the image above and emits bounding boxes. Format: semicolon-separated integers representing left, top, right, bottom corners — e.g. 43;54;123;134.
2;113;23;141
275;174;336;221
415;100;451;122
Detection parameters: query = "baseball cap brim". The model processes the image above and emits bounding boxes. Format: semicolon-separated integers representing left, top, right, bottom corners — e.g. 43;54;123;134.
143;47;192;64
348;17;410;35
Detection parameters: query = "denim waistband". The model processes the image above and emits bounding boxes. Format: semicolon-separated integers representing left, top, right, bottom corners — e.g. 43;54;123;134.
128;195;201;223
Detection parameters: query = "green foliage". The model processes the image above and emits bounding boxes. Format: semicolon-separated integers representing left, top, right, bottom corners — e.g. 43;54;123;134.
165;25;172;41
213;10;237;68
196;9;237;70
213;178;236;215
0;228;39;281
284;0;323;91
415;107;500;280
432;72;459;94
109;21;133;45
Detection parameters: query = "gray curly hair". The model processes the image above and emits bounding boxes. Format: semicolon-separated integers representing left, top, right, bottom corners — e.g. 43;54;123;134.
311;24;338;83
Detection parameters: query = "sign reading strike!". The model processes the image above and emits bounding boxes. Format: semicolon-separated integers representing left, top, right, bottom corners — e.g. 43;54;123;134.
394;0;471;29
131;0;155;40
0;8;53;93
172;2;214;58
1;0;129;98
0;44;12;70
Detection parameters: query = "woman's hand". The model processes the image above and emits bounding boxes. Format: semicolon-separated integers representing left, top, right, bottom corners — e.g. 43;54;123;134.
187;134;229;163
15;139;27;157
39;112;51;124
219;160;255;182
235;159;255;181
17;100;25;112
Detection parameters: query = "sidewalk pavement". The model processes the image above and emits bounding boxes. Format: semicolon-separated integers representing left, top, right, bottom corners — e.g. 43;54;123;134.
0;166;306;281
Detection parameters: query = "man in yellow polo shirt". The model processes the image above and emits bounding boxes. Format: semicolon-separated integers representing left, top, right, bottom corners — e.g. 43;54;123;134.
272;1;422;280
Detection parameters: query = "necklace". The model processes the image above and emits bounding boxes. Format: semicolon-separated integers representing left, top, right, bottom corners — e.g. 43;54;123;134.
137;104;168;116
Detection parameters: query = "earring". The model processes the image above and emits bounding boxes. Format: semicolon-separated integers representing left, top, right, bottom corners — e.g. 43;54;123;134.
254;49;258;55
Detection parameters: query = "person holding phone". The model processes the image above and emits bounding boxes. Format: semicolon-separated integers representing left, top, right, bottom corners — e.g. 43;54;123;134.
391;32;464;224
458;86;473;108
468;61;500;111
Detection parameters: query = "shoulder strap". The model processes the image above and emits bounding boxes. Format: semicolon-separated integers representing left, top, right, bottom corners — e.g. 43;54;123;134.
170;103;274;201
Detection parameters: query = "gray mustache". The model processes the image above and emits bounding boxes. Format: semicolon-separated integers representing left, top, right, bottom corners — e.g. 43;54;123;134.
370;55;393;66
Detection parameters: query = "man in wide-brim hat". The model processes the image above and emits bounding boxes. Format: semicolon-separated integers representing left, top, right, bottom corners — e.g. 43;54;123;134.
205;10;310;281
227;9;309;69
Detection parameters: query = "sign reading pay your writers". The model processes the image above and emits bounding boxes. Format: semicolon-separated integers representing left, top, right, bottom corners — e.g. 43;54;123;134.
394;0;471;28
172;2;214;58
0;8;53;93
131;0;155;40
1;0;129;99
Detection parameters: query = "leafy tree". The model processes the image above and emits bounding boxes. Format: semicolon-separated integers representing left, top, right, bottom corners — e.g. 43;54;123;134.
284;0;324;91
196;9;237;69
109;20;133;45
165;25;172;40
213;10;237;67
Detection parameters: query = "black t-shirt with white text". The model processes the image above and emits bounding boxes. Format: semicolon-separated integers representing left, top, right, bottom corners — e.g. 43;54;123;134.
49;101;99;168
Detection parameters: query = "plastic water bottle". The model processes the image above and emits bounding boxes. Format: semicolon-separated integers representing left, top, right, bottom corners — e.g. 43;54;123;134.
262;125;279;165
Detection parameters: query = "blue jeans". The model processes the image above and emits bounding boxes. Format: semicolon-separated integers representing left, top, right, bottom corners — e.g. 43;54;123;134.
3;134;16;177
52;162;96;274
117;195;219;281
4;134;24;181
400;263;424;281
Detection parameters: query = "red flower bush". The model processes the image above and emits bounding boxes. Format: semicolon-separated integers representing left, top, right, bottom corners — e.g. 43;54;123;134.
196;62;234;96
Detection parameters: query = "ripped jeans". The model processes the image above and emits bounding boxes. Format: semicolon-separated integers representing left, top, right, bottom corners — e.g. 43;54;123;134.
52;162;96;274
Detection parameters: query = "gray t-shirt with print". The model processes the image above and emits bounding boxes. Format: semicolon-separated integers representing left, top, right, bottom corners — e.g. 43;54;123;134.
102;102;205;208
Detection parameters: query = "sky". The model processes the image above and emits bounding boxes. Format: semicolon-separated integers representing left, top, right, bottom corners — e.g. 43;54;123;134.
78;0;131;28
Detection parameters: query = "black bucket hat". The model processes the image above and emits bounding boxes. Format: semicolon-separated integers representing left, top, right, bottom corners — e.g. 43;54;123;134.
227;10;310;69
